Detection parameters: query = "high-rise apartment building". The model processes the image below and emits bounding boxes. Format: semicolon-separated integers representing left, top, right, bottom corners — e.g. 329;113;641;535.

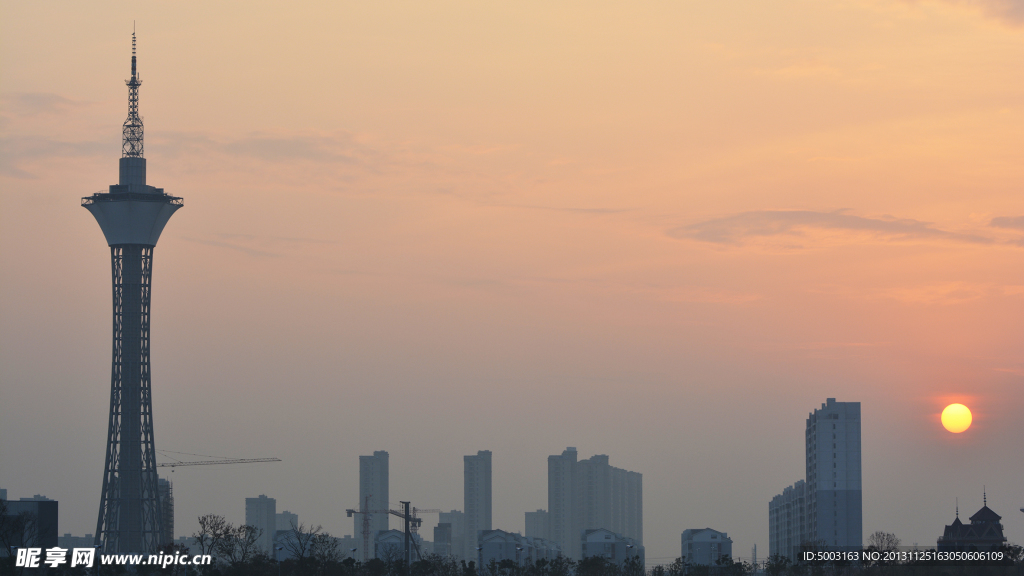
768;480;807;559
548;447;580;559
158;478;174;545
358;450;390;559
547;448;643;560
525;510;549;541
433;523;454;556
438;510;465;559
806;398;861;548
464;450;492;559
245;495;276;554
769;398;861;559
277;511;298;531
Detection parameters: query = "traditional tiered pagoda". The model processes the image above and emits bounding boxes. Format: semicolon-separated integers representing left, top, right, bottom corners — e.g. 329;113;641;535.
937;493;1008;552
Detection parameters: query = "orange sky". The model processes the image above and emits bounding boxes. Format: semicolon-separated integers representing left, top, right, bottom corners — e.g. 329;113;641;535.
2;0;1023;562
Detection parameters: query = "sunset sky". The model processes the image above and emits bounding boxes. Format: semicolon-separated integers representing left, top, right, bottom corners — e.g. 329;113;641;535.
2;0;1023;562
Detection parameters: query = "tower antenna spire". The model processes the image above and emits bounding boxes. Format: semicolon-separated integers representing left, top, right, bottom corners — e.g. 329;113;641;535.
123;29;143;157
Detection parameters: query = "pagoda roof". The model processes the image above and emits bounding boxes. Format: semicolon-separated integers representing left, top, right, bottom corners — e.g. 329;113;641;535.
969;506;1001;523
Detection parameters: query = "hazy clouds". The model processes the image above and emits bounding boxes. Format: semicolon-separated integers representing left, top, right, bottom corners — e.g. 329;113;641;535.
670;210;993;246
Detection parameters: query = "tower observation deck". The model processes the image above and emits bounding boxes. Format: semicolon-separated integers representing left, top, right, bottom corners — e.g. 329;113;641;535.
82;31;182;554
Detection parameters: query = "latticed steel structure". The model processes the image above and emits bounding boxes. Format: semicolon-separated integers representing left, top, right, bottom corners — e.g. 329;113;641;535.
82;31;183;554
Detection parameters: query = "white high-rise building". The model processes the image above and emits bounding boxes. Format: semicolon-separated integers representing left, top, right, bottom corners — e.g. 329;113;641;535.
245;495;276;554
769;398;861;559
358;450;390;559
546;448;642;560
768;480;807;560
464;450;492;560
806;398;861;548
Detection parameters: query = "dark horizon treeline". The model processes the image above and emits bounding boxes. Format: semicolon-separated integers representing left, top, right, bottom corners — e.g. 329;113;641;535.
1;512;1022;576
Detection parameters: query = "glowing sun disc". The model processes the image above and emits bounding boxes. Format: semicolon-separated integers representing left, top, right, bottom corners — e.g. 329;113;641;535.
941;403;972;433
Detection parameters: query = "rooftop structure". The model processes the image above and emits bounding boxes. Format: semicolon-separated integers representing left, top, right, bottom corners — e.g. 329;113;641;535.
937;493;1008;552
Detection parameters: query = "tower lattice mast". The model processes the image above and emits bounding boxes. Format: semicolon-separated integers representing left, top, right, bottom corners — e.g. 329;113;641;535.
123;29;144;158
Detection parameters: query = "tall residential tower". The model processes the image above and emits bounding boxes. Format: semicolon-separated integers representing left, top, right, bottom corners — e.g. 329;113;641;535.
547;448;642;560
245;495;277;555
805;398;862;548
769;398;861;559
463;450;492;558
357;451;390;559
84;31;183;554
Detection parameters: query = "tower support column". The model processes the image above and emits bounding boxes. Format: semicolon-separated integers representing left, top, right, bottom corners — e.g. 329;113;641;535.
96;245;163;553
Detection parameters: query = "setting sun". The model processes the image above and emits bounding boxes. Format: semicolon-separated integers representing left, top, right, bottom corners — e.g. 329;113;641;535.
941;403;973;433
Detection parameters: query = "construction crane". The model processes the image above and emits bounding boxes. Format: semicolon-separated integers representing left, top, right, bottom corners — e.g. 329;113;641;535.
409;508;441;534
157;458;281;468
346;497;431;568
155;450;281;469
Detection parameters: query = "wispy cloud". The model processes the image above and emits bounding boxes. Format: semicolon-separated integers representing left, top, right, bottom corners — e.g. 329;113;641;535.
154;131;377;165
955;0;1024;25
1;92;93;117
484;203;629;215
181;236;281;259
811;281;1024;305
670;209;992;247
990;215;1024;230
904;0;1024;26
0;136;110;178
181;232;338;259
990;215;1024;246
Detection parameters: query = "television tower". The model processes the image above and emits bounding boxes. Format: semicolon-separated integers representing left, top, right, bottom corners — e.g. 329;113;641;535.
82;30;182;554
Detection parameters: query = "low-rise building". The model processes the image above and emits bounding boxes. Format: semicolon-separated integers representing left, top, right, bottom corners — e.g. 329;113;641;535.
580;528;643;567
478;529;562;567
681;528;732;567
2;495;59;550
57;534;96;550
374;529;428;562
